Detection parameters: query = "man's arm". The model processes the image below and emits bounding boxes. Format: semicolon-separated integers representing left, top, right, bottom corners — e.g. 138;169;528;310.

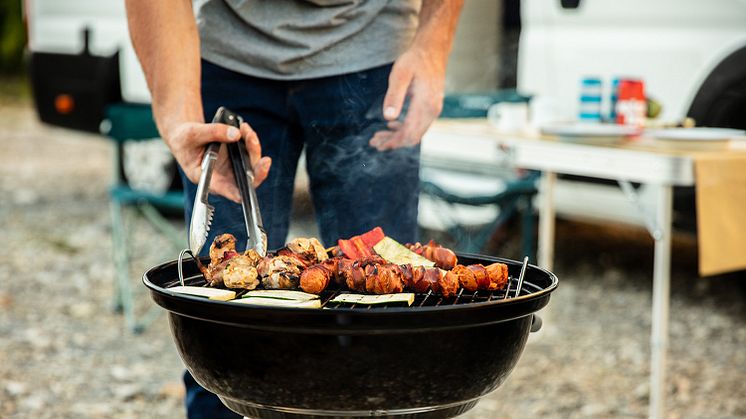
125;0;270;201
370;0;464;150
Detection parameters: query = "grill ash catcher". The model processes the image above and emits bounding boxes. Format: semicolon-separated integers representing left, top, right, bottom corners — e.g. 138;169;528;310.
150;107;557;419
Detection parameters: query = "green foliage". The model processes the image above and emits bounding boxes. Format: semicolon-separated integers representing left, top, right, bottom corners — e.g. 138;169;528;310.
0;0;26;74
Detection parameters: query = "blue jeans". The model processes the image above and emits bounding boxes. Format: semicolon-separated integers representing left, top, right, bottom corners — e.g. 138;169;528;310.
180;60;421;418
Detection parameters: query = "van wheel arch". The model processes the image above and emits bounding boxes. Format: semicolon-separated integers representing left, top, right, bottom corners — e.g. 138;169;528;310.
687;45;746;129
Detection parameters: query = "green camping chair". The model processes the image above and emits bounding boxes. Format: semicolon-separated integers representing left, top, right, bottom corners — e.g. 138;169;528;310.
102;103;184;333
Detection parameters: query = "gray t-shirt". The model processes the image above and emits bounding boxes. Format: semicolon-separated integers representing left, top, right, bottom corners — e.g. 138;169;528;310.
195;0;421;80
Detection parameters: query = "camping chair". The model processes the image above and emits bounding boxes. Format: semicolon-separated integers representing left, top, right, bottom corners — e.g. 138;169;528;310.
419;169;538;258
102;103;185;333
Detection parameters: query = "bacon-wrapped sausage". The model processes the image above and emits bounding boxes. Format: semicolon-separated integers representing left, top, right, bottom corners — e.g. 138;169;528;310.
405;240;458;270
444;263;509;293
300;257;343;294
364;263;405;294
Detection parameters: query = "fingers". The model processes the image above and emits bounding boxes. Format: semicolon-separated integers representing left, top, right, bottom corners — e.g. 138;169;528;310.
252;157;272;188
370;92;436;151
382;62;414;121
240;122;265;172
239;122;271;187
181;121;242;148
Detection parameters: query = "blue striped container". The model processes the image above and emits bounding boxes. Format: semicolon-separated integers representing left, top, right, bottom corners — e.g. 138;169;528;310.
578;77;603;122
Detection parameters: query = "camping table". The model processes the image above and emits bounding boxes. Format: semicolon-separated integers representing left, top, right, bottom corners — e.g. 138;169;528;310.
424;119;746;419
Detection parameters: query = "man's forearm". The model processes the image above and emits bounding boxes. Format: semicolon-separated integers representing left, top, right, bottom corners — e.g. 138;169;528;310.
412;0;464;64
125;0;203;142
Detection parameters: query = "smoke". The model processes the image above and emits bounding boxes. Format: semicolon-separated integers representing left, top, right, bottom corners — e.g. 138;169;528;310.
300;81;420;244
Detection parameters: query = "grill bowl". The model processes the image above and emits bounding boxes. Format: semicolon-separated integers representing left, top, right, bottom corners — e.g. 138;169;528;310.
143;253;557;419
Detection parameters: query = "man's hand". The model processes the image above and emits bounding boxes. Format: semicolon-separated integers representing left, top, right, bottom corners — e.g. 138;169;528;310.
166;120;272;203
369;0;463;151
369;45;445;150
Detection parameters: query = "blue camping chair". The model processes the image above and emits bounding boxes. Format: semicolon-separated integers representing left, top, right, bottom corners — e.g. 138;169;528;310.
102;104;184;333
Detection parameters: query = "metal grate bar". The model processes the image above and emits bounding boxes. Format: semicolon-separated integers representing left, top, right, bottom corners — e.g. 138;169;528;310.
452;288;464;305
418;290;433;307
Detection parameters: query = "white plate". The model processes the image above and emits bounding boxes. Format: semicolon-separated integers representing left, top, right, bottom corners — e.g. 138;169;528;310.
645;128;746;142
541;122;642;138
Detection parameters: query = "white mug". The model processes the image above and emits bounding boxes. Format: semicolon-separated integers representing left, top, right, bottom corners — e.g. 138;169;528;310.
487;102;529;134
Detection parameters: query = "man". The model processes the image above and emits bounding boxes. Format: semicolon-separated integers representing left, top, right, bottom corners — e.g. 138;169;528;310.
126;0;463;417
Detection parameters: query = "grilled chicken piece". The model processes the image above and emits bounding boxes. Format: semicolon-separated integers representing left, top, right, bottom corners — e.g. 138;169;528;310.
405;240;458;270
484;262;509;291
257;255;306;289
276;237;328;267
467;264;490;290
448;264;478;292
203;259;231;287
210;233;239;266
433;268;459;297
222;255;260;290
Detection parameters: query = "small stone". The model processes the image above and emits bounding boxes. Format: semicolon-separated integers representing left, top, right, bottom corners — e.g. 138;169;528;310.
581;403;607;416
113;383;142;401
69;302;95;318
5;381;27;396
110;365;131;381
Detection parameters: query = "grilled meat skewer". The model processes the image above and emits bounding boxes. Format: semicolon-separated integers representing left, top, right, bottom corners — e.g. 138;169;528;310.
405;240;458;270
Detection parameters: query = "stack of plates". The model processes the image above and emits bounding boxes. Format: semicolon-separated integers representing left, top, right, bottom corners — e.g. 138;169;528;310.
645;128;746;150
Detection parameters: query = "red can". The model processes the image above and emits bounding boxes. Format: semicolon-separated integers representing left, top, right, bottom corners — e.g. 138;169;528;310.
615;79;646;127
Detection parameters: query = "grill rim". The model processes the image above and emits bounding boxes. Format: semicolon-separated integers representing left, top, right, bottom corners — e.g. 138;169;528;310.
143;253;557;335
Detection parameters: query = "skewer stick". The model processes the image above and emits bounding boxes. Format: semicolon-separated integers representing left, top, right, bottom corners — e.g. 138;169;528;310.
515;256;529;298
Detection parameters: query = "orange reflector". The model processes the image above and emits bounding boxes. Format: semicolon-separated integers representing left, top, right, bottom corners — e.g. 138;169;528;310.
55;94;75;114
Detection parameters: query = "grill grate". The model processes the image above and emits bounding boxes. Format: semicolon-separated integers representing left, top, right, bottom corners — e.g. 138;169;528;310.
168;274;543;309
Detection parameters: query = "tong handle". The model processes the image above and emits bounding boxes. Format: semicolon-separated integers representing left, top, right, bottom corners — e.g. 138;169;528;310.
215;107;267;257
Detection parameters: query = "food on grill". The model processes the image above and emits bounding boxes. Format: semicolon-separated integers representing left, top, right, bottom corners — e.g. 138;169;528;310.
169;285;236;301
222;256;260;290
337;226;385;259
233;289;322;308
446;263;508;292
257;255;306;289
242;290;319;301
330;293;415;306
299;257;341;294
406;240;458;270
199;228;509;298
232;297;321;308
277;237;328;266
210;233;239;265
372;237;436;267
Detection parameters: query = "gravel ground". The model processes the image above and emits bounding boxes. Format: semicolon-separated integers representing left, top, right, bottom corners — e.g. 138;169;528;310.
1;96;745;419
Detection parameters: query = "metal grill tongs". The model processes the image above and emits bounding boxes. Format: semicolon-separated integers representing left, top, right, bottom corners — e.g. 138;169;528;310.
179;107;267;285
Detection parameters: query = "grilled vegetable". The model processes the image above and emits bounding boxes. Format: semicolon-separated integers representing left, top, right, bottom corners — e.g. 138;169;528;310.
330;293;415;306
337;226;385;259
373;237;436;267
242;290;319;301
169;286;236;301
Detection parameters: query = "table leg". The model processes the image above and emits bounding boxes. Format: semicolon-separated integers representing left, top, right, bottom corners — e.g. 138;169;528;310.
538;171;556;270
649;184;673;419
